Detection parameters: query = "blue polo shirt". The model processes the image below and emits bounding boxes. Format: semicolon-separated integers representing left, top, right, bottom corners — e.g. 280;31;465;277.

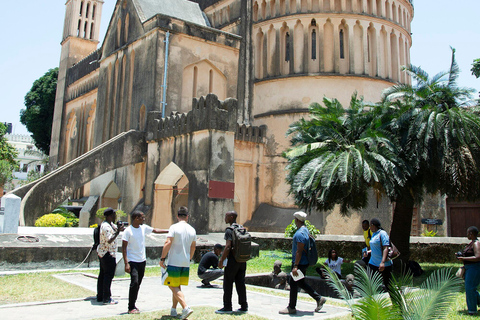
292;226;310;266
369;229;393;267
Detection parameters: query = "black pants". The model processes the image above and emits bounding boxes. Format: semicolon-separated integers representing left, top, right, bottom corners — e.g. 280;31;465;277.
368;263;393;293
223;258;248;310
97;252;116;303
289;264;321;309
128;261;146;311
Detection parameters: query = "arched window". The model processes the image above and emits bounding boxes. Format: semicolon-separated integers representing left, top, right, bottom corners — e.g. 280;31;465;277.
285;32;290;62
92;4;96;19
340;29;345;59
86;3;90;18
77;19;81;36
84;21;88;38
79;1;84;16
311;30;317;60
209;69;213;93
193;66;198;99
90;22;94;39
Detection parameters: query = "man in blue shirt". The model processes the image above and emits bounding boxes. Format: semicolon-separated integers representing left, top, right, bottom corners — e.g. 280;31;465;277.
279;211;326;315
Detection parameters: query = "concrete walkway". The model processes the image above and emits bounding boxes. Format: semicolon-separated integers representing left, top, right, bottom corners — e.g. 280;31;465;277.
0;272;350;320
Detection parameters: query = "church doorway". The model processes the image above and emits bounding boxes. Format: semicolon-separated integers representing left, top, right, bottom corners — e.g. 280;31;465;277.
100;181;121;210
152;162;189;228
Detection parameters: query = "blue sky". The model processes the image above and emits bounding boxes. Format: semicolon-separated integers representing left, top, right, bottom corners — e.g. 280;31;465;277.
1;0;479;135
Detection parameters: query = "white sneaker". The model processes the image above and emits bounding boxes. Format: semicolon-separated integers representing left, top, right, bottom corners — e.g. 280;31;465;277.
170;308;178;317
180;307;193;319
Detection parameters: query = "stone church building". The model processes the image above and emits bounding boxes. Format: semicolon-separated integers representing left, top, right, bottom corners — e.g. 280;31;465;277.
26;0;460;236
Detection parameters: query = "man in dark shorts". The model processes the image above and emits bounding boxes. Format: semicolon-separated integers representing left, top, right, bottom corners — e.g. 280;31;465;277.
198;243;224;287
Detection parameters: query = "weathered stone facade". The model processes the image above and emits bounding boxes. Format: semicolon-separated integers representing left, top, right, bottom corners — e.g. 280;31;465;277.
18;0;443;237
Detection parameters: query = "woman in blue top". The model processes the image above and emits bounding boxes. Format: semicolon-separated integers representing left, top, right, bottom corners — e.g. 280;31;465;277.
367;218;393;293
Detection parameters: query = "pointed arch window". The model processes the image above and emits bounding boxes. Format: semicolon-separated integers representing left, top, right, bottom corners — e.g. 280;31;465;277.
86;3;90;18
285;32;290;62
340;29;345;59
92;5;96;19
79;1;84;16
311;30;317;60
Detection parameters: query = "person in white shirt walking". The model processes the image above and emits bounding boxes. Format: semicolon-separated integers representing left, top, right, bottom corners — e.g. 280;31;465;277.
122;211;168;314
159;207;197;320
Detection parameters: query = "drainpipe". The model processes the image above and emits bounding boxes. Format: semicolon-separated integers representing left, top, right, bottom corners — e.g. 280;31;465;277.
161;31;170;118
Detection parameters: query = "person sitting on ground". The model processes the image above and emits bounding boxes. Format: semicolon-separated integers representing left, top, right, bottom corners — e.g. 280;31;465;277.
197;244;224;288
270;260;289;290
325;248;347;278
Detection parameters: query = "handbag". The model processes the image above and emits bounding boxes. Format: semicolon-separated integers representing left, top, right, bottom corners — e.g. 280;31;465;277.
382;232;401;260
456;266;465;279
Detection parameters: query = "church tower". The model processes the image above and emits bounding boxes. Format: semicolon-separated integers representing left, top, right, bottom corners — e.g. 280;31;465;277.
50;0;104;168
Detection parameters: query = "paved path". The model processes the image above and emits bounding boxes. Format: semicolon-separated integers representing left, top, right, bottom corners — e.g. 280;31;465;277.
0;272;350;320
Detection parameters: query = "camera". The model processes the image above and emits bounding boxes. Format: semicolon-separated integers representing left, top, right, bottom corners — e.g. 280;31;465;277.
455;251;463;257
117;221;129;227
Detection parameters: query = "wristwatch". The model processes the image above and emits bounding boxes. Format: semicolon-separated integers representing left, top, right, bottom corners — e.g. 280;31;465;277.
160;258;166;261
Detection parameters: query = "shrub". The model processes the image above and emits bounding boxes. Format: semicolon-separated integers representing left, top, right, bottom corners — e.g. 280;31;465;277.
52;207;79;227
35;214;67;227
284;219;321;238
95;207;127;220
90;224;98;228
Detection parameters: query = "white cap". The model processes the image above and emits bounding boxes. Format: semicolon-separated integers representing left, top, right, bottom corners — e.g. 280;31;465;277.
293;211;307;221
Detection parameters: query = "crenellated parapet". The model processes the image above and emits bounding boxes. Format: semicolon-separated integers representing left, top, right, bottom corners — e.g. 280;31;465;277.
146;94;238;141
235;123;267;143
66;49;100;86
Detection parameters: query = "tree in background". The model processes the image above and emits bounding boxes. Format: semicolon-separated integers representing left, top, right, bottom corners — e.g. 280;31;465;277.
472;58;480;79
20;68;58;155
0;123;19;194
285;49;480;264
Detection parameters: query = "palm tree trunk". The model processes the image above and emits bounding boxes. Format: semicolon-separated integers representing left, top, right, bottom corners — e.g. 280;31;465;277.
389;189;414;267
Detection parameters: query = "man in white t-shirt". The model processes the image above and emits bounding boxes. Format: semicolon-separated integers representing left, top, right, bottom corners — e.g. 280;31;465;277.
160;207;197;320
122;211;168;314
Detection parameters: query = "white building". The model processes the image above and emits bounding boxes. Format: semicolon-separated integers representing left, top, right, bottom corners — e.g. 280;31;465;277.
5;134;46;191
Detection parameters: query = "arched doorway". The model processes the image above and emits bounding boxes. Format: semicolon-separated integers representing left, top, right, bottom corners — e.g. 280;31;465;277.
100;181;121;210
152;162;189;228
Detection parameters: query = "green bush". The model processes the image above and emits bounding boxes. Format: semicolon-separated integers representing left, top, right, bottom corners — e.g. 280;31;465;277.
51;207;79;227
95;207;127;220
35;214;67;227
284;219;320;238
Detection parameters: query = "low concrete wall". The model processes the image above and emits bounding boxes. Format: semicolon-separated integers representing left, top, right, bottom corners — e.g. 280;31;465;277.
251;233;467;263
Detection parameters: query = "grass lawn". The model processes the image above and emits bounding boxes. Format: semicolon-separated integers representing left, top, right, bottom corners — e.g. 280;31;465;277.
0;250;475;319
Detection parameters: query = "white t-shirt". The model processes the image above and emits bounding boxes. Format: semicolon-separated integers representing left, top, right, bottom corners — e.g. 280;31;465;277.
325;257;344;276
167;221;197;267
122;224;154;263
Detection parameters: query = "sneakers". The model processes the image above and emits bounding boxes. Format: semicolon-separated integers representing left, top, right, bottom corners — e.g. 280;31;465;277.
236;307;248;313
180;307;193;319
279;306;296;314
201;280;213;288
128;308;140;314
215;307;233;314
103;298;118;305
315;297;327;312
170;308;178;317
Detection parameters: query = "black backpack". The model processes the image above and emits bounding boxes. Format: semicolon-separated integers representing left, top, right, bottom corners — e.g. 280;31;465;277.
228;224;252;262
92;224;101;250
305;234;318;266
408;260;424;277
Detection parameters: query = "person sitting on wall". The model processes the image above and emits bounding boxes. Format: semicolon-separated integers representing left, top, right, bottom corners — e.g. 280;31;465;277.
197;244;224;288
270;260;289;290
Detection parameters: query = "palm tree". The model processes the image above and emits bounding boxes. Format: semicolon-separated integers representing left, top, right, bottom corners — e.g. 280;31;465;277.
381;48;480;261
323;264;462;320
285;94;407;214
285;49;480;263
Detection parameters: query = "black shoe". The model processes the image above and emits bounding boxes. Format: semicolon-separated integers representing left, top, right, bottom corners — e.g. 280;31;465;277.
236;307;248;313
215;307;233;314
